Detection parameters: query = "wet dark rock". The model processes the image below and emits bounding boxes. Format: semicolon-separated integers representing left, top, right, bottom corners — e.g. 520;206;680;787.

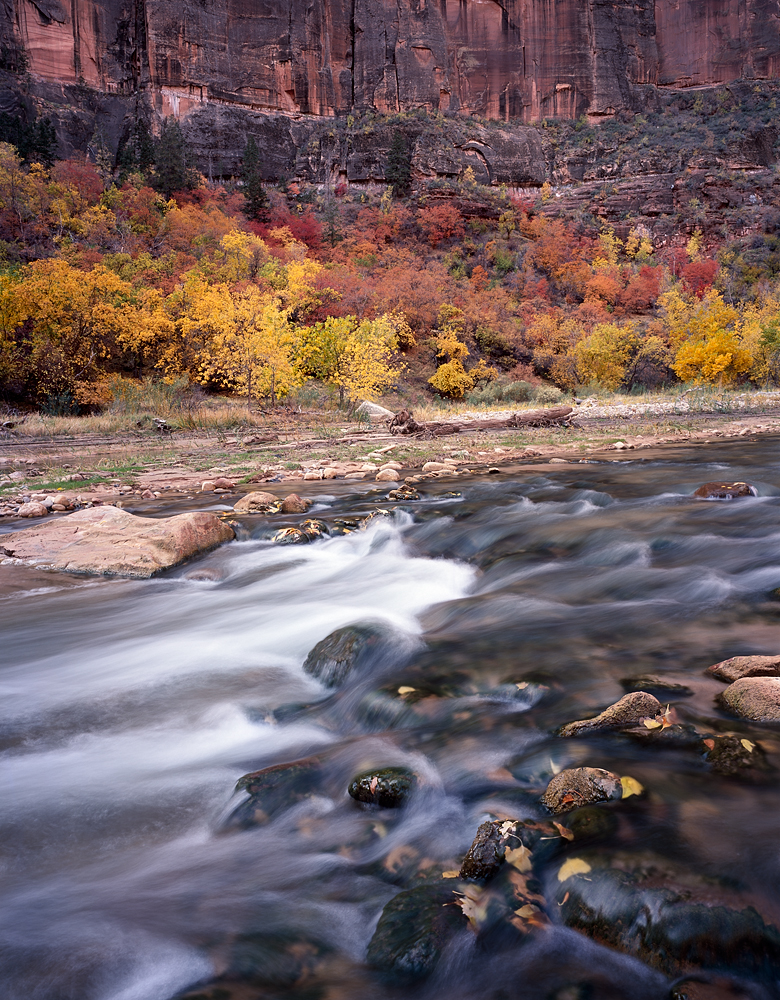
555;856;780;979
224;757;321;830
621;675;694;698
557;691;662;736
299;518;329;540
348;766;415;807
270;526;309;544
701;735;770;776
708;655;780;683
670;975;760;1000
388;485;419;501
719;678;780;722
646;723;703;747
459;818;566;881
566;805;620;843
302;622;386;687
367;884;467;983
360;509;394;529
693;482;757;500
541;767;622;815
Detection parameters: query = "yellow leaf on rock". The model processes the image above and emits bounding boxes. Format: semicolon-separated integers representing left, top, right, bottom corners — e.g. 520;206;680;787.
398;686;416;695
442;870;460;879
557;858;592;882
741;739;756;752
553;821;574;841
505;845;533;873
620;775;644;798
643;718;662;729
514;904;539;918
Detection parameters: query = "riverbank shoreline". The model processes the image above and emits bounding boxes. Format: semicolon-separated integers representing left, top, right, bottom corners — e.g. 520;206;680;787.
1;402;779;516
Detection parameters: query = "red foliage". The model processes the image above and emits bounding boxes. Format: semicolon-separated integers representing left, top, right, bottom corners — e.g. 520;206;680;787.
417;203;465;247
51;157;103;206
249;206;323;252
619;265;661;313
681;258;719;297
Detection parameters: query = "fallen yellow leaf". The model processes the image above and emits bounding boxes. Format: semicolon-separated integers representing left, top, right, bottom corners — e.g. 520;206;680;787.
515;682;528;690
398;686;416;695
557;857;592;882
741;739;756;752
514;904;539;918
442;870;460;879
620;775;644;798
553;821;574;841
505;845;533;873
643;718;662;729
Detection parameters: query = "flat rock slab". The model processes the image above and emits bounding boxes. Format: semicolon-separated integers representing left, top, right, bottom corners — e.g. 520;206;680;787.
0;506;234;578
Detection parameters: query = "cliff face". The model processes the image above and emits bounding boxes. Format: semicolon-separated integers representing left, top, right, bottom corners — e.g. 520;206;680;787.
9;0;780;123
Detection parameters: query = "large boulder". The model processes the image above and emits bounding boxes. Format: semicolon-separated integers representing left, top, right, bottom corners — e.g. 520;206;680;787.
707;655;780;682
232;491;278;512
719;677;780;722
0;506;234;578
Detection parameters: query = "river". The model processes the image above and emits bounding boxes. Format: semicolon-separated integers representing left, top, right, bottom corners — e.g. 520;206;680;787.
2;438;780;999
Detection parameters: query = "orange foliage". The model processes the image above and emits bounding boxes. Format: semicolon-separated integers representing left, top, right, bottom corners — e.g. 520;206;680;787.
417;203;465;248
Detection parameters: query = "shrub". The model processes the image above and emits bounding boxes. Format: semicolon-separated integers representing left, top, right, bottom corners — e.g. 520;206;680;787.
533;384;565;404
503;380;535;402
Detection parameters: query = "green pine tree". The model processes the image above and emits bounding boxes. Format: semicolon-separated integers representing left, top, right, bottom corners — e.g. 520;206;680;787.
152;119;192;198
241;136;269;221
386;131;411;196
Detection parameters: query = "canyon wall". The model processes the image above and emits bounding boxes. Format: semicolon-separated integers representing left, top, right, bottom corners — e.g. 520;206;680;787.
2;0;780;180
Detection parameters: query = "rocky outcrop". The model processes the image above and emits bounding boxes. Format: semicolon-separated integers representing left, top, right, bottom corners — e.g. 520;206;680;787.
0;505;234;577
5;0;780;174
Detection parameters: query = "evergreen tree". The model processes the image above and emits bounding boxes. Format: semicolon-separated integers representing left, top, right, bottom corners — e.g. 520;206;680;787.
385;131;411;196
117;119;155;182
0;113;57;166
241;136;269;221
152;119;191;198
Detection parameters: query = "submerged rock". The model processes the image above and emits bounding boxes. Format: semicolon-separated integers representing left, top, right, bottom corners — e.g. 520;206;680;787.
557;691;662;736
302;622;386;687
621;675;694;698
707;655;780;683
459;818;566;881
0;506;234;578
367;884;466;982
299;518;329;540
693;482;756;500
719;678;780;722
701;735;770;776
348;766;415;807
541;767;623;815
280;493;308;514
270;527;308;545
555;854;780;979
224;757;321;830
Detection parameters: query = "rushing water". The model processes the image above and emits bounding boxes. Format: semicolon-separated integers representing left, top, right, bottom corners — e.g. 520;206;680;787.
3;438;780;1000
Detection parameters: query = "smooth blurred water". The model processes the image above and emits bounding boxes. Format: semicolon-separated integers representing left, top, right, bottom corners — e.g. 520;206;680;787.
3;437;780;999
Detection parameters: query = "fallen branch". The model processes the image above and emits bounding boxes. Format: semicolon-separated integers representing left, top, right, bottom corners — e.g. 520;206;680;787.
388;406;575;437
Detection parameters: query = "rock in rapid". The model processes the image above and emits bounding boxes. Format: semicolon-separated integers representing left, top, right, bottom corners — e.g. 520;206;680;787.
348;766;415;807
693;481;757;500
302;622;386;687
0;506;234;577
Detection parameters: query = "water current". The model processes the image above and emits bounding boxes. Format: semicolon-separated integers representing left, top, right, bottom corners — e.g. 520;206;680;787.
3;438;780;999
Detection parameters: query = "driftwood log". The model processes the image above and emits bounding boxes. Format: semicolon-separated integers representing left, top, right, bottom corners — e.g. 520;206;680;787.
387;406;574;437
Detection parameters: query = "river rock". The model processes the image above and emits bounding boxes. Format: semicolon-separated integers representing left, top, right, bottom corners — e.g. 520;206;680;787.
200;480;216;492
270;527;309;545
212;477;235;489
555;853;780;978
707;655;780;682
459;818;565;881
0;506;234;577
303;623;386;686
281;493;308;514
355;400;395;421
299;518;329;540
375;469;400;482
541;767;622;815
233;491;278;512
719;677;780;722
17;501;48;518
693;481;756;500
620;674;694;698
348;766;415;807
225;756;322;830
557;691;662;736
367;884;466;983
701;735;770;776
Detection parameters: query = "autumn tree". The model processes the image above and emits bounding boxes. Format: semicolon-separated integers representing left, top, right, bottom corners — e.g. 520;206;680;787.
297;313;403;407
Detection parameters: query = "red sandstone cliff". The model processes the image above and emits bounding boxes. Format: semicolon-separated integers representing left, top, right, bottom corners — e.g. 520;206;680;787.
9;0;780;124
